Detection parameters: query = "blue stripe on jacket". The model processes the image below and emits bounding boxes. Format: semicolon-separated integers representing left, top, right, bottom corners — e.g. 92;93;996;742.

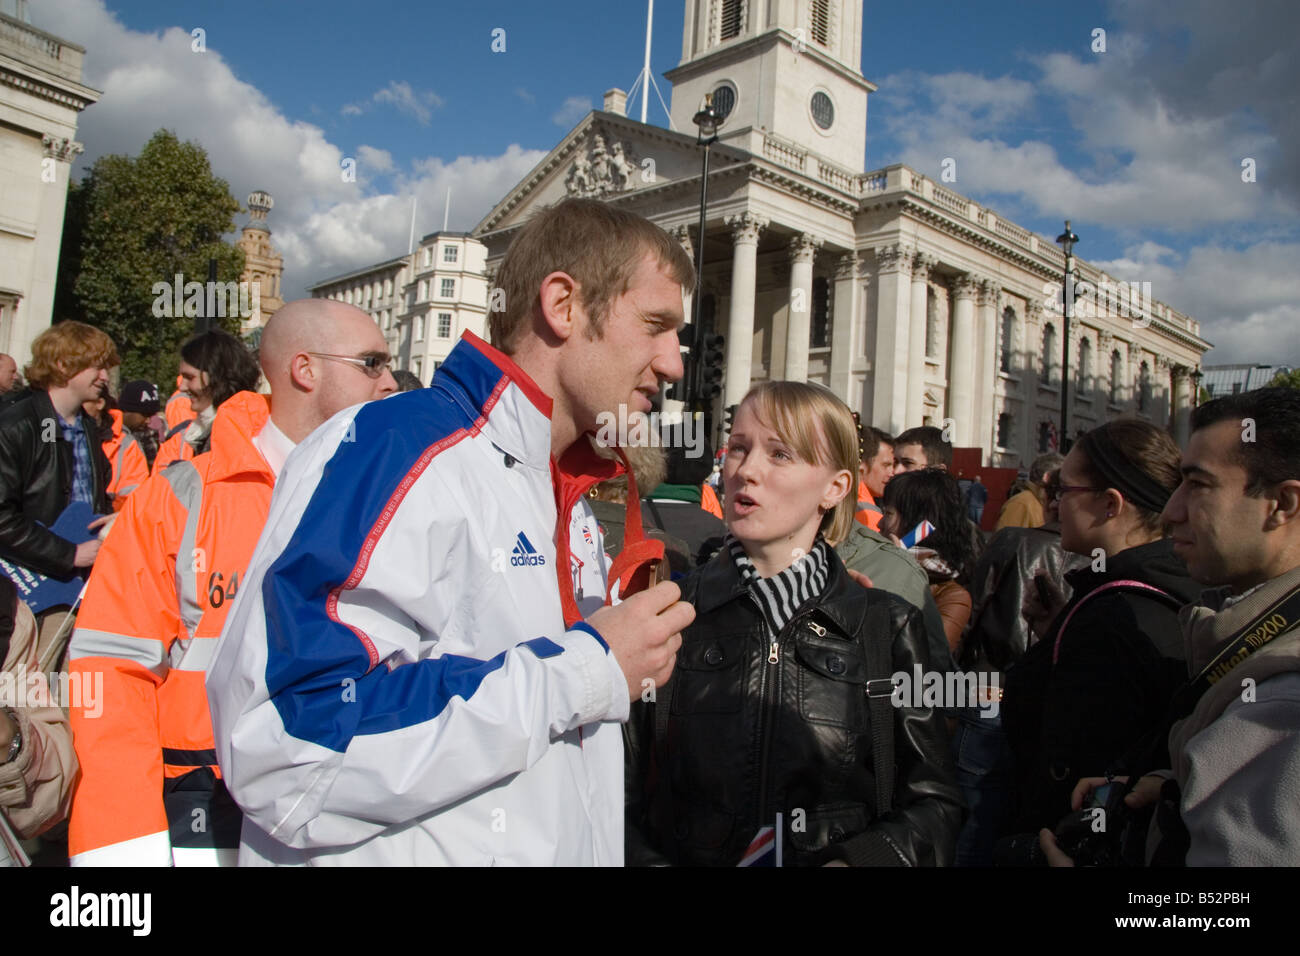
261;339;561;752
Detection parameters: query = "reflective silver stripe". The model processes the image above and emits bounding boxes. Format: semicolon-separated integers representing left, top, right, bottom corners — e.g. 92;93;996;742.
114;437;127;490
162;461;204;637
68;627;168;676
168;635;220;673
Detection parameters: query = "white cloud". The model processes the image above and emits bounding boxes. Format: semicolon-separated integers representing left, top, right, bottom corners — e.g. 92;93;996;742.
515;87;536;104
29;0;543;300
371;81;443;126
1093;241;1300;365
552;95;592;127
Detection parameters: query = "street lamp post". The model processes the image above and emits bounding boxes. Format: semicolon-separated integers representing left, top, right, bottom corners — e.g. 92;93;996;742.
1056;220;1080;451
688;93;720;412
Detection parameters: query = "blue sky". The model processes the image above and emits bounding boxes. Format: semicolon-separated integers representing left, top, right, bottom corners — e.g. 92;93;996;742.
31;0;1300;364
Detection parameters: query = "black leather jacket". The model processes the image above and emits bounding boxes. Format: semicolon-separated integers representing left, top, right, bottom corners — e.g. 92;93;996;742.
625;548;964;866
0;390;110;579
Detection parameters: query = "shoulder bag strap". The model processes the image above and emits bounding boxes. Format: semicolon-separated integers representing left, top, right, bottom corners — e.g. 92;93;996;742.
1051;579;1180;667
862;598;896;818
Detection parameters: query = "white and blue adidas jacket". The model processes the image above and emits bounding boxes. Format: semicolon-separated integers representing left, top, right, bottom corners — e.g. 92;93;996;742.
206;332;629;866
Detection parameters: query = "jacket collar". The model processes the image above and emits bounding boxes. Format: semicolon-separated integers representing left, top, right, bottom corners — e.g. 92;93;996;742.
437;331;554;471
202;391;272;482
1181;564;1300;676
690;542;862;637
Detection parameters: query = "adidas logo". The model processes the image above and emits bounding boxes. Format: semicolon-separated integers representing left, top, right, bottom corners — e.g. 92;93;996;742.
510;531;547;567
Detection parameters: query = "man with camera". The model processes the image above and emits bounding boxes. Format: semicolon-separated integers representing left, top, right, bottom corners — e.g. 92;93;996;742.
1042;387;1300;866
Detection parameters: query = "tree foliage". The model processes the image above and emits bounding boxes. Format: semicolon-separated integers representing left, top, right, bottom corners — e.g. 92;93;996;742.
1267;368;1300;390
54;129;246;388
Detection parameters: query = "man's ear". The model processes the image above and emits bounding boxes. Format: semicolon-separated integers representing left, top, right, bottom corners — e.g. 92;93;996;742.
288;352;316;392
537;271;579;341
1266;479;1300;529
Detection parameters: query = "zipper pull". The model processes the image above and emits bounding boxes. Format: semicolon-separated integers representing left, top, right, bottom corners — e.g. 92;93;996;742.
807;621;827;637
768;641;780;664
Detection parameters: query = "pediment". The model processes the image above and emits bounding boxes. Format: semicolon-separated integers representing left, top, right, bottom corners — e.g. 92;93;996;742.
472;111;749;241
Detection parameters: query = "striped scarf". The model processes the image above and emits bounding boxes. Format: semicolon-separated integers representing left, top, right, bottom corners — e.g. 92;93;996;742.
725;534;831;636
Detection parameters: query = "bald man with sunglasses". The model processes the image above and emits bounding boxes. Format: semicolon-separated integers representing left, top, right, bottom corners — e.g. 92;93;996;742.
66;300;395;866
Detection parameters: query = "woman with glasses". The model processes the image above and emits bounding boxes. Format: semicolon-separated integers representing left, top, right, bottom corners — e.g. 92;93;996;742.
624;381;962;866
999;419;1201;840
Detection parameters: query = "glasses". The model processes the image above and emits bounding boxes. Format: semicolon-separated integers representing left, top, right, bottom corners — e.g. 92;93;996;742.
308;352;393;378
1051;483;1101;502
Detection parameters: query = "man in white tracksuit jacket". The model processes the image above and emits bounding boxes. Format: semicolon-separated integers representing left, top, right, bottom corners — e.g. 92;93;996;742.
207;199;696;865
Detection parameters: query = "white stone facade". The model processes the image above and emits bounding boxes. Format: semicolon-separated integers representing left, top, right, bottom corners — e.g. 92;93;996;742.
471;0;1210;466
308;232;487;386
0;10;98;366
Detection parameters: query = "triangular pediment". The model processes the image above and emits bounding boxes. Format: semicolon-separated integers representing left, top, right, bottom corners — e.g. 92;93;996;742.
472;111;750;241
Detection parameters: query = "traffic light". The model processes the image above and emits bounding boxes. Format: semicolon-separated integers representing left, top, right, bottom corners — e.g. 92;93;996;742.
724;404;738;432
699;333;725;400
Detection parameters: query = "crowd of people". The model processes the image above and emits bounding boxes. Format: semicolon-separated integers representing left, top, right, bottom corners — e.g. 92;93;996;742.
0;198;1296;868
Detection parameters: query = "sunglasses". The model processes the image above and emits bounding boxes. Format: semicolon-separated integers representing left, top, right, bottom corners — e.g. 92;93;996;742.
308;352;393;378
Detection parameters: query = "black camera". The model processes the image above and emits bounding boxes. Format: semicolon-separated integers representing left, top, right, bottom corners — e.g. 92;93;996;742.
992;780;1131;867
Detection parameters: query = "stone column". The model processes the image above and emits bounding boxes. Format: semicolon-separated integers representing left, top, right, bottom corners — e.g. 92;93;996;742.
829;252;862;404
977;279;1000;461
783;233;822;382
870;243;913;435
947;275;980;447
905;253;935;428
723;212;767;409
1171;364;1191;445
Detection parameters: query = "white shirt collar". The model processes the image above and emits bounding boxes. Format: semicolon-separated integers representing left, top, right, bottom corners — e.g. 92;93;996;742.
252;416;296;480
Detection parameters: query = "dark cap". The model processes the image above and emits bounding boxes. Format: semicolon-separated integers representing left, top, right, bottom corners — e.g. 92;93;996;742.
119;380;160;415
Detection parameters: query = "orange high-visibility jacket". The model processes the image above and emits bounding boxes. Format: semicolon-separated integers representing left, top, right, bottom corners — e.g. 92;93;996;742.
164;381;190;430
151;419;196;476
102;409;150;511
855;480;883;532
699;482;723;519
67;392;274;866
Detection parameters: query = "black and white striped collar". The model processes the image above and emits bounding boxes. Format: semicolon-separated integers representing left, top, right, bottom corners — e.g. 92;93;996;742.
725;534;831;635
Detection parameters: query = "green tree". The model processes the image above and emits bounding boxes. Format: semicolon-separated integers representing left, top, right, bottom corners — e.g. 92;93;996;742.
1267;368;1300;390
54;129;246;387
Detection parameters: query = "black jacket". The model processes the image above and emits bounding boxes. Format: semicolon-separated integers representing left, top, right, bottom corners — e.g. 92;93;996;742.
1001;537;1201;833
961;523;1090;674
0;390;111;579
625;547;964;866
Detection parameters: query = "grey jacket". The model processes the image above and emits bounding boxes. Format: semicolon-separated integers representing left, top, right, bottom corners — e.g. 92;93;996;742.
1168;565;1300;865
836;523;954;673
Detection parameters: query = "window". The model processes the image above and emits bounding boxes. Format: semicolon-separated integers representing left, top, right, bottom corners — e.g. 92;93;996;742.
418;280;427;300
414;357;423;382
810;91;834;130
810;0;830;46
712;84;736;121
1038;421;1054;453
437;312;452;338
810;277;830;348
1000;306;1015;373
1078;336;1092;394
440;278;455;298
720;0;744;40
384;278;392;297
443;245;458;264
433;361;442;374
1138;361;1151;411
423;247;432;267
1110;350;1122;403
1042;323;1057;385
997;413;1012;449
415;314;426;341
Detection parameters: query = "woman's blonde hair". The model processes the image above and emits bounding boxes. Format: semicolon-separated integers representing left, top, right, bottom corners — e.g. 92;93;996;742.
738;381;858;546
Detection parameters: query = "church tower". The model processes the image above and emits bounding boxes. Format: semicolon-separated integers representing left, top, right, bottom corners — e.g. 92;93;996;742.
666;0;873;173
237;190;284;336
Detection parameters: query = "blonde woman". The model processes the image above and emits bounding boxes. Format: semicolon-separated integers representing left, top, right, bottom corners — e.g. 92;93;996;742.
625;382;962;866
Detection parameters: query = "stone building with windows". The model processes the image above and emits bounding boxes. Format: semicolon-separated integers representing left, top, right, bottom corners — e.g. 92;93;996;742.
308;231;487;385
0;3;98;364
472;0;1210;465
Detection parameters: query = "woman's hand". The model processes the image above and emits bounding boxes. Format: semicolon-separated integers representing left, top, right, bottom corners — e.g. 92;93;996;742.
1022;570;1067;642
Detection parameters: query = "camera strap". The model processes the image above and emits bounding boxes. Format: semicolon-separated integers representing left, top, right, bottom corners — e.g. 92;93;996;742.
1113;576;1300;776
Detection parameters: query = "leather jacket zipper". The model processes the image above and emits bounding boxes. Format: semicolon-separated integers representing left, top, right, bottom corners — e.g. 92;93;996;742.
756;610;825;827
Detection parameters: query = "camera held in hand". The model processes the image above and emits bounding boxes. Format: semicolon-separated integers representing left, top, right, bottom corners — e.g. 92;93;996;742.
993;780;1133;867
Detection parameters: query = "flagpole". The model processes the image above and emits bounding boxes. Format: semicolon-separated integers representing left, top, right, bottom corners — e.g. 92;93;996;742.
641;0;653;124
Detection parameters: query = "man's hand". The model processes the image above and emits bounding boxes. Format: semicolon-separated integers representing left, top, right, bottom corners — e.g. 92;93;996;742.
73;538;101;568
587;580;694;701
89;514;114;540
1039;828;1075;867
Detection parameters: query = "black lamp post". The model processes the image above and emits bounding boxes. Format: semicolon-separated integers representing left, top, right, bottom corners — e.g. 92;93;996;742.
1056;220;1080;451
687;93;721;410
1191;366;1203;408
